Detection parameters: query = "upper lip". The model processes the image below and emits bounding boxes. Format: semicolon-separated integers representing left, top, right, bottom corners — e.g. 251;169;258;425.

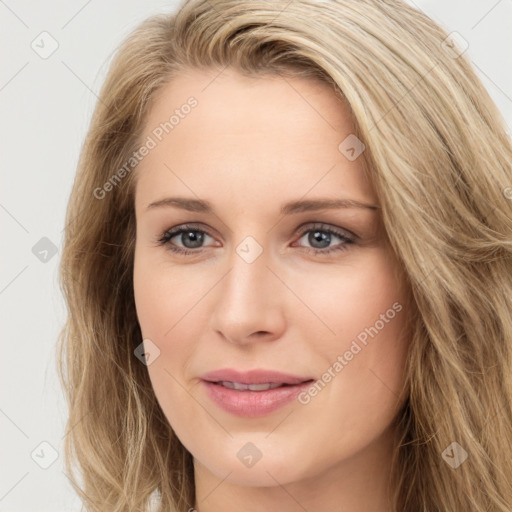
201;368;314;386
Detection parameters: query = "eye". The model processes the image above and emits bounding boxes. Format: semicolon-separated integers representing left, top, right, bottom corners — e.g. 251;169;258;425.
155;222;356;256
156;223;217;255
293;223;355;255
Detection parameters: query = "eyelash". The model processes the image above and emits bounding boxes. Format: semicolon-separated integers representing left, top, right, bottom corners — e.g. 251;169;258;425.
155;222;356;257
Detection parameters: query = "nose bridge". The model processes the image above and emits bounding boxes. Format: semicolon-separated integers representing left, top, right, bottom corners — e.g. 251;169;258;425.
211;235;285;343
223;228;271;299
222;242;271;316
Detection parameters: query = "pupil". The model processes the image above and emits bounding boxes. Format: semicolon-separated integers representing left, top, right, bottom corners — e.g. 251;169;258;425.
309;230;330;249
183;230;204;248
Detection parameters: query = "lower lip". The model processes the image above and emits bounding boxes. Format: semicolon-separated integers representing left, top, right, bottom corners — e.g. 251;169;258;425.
201;380;313;417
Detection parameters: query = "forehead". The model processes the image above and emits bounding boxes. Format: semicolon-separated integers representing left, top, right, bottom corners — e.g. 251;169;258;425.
142;67;350;144
134;67;376;210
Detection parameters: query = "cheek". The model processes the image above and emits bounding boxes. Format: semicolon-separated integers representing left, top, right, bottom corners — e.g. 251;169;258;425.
295;249;409;420
133;251;209;420
133;247;205;339
294;248;406;349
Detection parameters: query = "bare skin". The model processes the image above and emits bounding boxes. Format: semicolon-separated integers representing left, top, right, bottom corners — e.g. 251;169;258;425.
133;67;410;512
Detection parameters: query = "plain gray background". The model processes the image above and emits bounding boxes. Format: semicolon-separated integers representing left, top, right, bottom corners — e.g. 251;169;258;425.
1;1;511;510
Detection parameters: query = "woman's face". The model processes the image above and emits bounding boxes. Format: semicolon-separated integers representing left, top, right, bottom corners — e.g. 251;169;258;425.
133;67;410;490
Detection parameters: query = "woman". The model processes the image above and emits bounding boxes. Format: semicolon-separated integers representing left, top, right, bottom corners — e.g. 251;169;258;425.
57;0;512;511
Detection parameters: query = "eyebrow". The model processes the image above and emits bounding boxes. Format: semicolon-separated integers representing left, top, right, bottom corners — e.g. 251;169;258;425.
146;196;380;214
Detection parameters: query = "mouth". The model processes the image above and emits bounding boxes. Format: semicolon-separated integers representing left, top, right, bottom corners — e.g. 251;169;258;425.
200;368;315;417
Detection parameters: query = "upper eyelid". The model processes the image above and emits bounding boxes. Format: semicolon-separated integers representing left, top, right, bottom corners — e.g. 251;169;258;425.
297;222;355;236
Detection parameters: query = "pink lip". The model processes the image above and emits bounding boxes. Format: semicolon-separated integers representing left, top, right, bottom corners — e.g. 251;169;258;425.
200;368;314;417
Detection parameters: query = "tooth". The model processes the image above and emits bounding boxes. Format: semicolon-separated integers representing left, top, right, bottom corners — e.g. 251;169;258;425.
219;381;283;391
247;383;272;391
220;381;238;389
233;382;250;390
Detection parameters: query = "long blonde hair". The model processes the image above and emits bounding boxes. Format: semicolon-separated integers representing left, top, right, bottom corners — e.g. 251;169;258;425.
57;1;512;510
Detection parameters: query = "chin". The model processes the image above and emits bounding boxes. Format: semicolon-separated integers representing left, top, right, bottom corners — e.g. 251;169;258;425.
191;435;318;488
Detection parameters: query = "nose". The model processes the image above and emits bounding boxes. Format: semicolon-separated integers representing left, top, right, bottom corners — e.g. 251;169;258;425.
210;245;287;346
